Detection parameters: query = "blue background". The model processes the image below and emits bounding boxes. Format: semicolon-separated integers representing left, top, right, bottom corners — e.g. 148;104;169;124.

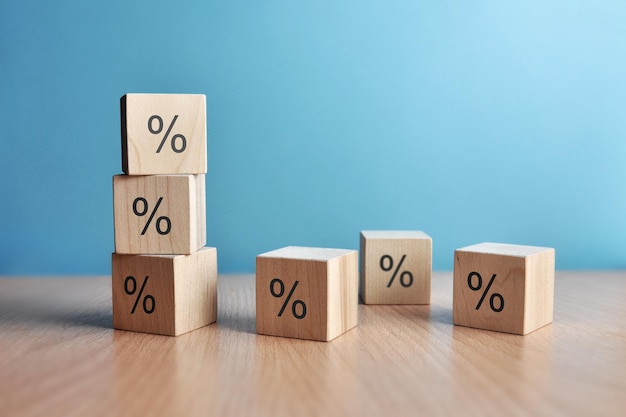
1;1;624;275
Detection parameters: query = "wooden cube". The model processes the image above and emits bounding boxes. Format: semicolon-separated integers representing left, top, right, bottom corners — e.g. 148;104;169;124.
121;93;206;175
113;174;205;254
112;247;217;336
360;230;432;305
453;242;555;335
256;246;358;341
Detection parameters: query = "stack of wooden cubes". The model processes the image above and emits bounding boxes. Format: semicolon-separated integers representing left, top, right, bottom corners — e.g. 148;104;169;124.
112;93;217;336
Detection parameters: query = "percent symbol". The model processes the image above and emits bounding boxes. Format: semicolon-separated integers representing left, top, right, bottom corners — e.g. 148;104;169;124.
467;272;504;312
380;254;414;288
270;278;307;319
132;197;171;236
148;115;187;154
124;275;155;314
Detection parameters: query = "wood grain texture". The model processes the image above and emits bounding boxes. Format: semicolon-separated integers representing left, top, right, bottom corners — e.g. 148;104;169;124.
453;243;555;335
113;174;206;254
0;272;624;417
360;230;432;304
121;93;207;175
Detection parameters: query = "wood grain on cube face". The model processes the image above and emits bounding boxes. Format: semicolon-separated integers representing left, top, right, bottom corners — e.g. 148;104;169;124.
523;249;555;334
121;93;207;175
256;256;328;341
113;174;205;255
453;243;555;335
326;251;358;341
112;253;177;336
360;231;432;305
173;247;218;335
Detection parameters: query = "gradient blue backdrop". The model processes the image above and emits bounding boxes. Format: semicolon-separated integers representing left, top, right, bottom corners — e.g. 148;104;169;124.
1;1;625;274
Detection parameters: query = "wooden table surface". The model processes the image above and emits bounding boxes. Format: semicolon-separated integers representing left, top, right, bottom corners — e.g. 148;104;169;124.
0;272;624;417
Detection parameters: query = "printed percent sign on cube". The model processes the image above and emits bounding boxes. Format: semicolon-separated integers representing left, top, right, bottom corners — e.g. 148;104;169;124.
123;275;156;315
149;114;187;154
132;196;171;236
380;254;414;288
466;272;504;313
269;278;307;320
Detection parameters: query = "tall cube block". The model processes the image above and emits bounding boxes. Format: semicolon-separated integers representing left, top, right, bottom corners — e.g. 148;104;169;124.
360;230;432;305
256;246;358;342
453;242;555;335
112;247;218;336
121;93;207;175
113;174;206;254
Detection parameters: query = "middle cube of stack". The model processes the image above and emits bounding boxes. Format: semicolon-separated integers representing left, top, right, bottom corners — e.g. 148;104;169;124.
113;174;205;254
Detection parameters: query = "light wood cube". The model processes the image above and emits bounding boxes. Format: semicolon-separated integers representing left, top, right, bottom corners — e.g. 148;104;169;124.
360;230;432;305
113;174;205;254
121;93;206;175
453;242;555;335
256;246;358;342
112;247;217;336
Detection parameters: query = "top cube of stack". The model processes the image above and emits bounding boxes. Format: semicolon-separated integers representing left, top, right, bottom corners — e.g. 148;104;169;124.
121;94;206;175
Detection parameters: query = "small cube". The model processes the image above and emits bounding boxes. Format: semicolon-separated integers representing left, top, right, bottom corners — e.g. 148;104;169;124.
360;230;432;304
256;246;358;341
112;247;218;336
121;93;207;175
453;242;555;335
113;174;206;254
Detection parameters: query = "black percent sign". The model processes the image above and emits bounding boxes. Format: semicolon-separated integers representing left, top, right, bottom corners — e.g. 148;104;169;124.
132;197;171;235
467;272;504;312
270;278;307;319
380;254;414;288
124;275;155;314
148;115;187;154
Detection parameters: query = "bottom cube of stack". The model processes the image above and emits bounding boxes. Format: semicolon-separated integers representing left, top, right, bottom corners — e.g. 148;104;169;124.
112;247;217;336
